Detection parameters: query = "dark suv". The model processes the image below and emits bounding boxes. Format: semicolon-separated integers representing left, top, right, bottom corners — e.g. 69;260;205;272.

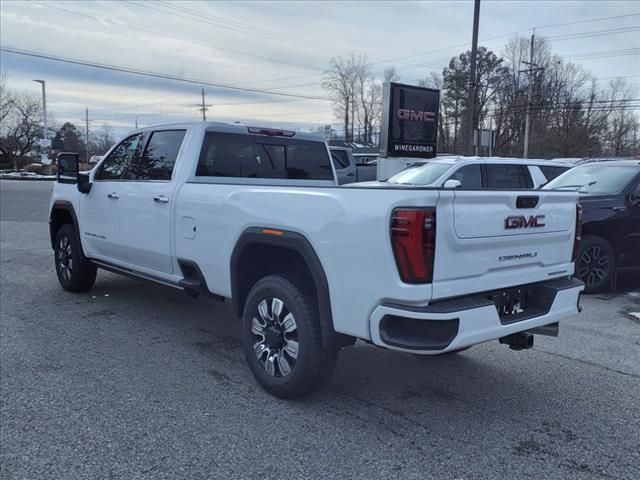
544;161;640;293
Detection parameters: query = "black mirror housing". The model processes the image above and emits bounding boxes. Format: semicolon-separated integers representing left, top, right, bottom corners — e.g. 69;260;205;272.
77;172;92;194
56;152;80;184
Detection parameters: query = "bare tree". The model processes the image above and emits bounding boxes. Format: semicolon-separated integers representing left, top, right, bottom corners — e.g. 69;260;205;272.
383;66;400;84
92;123;116;154
323;56;356;141
0;92;41;170
605;79;638;156
0;72;15;126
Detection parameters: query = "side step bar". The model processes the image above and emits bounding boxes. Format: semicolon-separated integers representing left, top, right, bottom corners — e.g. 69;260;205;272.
90;259;224;301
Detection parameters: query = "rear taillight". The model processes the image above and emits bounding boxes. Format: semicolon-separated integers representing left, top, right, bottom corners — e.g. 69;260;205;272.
572;203;583;262
390;208;436;284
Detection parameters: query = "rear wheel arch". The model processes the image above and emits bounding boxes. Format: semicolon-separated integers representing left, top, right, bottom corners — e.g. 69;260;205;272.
230;228;353;350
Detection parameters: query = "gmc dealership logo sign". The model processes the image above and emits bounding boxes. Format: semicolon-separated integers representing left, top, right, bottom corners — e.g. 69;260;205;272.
380;82;440;159
396;109;436;123
504;215;546;229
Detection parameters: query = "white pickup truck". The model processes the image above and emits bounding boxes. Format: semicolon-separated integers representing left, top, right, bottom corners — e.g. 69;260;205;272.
49;122;584;398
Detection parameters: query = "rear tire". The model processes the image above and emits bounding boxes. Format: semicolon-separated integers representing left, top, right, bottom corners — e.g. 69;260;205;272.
576;235;614;294
54;224;97;292
241;275;338;398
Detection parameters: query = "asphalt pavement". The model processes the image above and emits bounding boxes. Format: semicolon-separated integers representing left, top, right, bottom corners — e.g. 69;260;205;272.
1;179;639;480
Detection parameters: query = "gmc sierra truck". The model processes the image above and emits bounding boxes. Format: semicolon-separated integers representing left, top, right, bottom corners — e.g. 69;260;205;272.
49;122;584;398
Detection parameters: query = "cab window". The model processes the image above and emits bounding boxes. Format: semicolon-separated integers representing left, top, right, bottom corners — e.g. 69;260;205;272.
448;164;482;188
131;130;186;181
96;133;144;180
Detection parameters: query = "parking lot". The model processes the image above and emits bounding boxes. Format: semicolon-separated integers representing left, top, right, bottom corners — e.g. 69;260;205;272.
1;179;639;480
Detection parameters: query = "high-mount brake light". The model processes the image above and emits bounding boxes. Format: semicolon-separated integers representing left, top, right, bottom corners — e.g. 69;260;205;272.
572;203;583;262
390;208;436;284
247;127;296;137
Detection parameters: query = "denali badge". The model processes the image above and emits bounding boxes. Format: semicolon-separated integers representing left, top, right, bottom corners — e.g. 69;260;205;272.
504;215;545;229
499;252;538;261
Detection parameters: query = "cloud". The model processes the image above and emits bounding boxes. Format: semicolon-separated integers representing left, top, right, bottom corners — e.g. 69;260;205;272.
2;0;638;132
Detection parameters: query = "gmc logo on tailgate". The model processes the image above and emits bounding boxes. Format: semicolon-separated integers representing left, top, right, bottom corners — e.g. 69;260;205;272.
505;215;546;229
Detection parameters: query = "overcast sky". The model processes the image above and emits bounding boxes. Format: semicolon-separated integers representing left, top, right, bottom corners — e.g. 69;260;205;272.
1;0;639;136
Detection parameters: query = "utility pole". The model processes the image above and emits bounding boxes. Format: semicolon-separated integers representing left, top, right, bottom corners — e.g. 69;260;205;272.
464;0;481;156
85;107;90;164
135;116;138;129
523;32;535;159
196;88;211;121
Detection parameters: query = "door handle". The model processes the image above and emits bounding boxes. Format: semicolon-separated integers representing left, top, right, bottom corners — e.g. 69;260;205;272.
612;206;626;212
346;172;355;177
107;192;119;199
153;195;170;203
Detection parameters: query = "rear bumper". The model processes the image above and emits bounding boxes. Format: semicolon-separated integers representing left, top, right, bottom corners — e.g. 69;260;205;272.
369;277;584;354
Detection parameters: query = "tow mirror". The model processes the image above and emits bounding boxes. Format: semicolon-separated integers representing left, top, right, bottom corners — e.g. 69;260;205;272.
77;172;92;194
443;179;462;189
56;152;79;184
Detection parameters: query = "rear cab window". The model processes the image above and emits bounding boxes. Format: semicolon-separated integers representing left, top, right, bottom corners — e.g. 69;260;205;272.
196;132;333;182
485;164;533;189
538;165;570;182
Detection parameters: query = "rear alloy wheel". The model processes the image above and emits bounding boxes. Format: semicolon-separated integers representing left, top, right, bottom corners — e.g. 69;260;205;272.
251;297;299;377
54;224;97;292
577;235;614;294
242;275;338;398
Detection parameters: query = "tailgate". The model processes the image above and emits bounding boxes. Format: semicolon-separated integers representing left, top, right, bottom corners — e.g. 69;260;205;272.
432;190;578;299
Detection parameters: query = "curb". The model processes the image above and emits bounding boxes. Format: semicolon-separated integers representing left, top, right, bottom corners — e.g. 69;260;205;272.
0;176;56;182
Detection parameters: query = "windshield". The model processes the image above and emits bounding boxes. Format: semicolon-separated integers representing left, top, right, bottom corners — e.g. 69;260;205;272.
387;162;452;185
543;164;638;194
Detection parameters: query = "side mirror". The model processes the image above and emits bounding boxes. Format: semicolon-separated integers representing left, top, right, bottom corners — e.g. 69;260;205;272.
56;152;79;184
443;179;462;189
77;172;92;194
628;190;640;207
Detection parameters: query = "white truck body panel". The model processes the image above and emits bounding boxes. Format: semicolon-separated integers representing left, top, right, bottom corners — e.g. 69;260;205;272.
49;122;583;357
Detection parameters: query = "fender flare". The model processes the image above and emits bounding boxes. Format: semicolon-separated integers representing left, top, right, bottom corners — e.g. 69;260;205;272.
49;201;83;254
230;227;352;349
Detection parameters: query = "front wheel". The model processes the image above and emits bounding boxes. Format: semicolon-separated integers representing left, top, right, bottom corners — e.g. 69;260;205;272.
241;275;338;398
54;224;97;292
576;235;615;294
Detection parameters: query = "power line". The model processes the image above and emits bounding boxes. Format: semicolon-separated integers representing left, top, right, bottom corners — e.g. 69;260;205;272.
35;2;327;73
137;0;399;63
0;47;333;101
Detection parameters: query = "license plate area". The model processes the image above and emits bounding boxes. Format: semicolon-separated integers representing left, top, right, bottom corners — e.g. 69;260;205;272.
487;284;545;324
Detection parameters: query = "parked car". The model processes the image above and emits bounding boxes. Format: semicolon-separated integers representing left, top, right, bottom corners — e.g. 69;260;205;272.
360;157;572;189
328;146;357;184
88;155;103;165
49;122;583;398
328;146;377;183
543;161;640;293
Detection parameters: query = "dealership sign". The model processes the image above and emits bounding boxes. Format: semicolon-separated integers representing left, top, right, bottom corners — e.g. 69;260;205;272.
380;82;440;159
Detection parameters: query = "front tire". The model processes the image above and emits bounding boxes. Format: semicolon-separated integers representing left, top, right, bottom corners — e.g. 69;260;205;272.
241;275;338;398
576;235;615;294
54;224;97;292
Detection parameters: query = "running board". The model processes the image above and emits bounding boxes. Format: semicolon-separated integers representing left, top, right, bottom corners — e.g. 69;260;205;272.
90;259;224;301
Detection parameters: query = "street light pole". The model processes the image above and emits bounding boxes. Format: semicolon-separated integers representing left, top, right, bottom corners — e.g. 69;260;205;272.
33;80;48;163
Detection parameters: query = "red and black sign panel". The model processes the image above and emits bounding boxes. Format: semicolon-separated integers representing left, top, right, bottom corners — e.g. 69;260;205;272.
381;82;440;159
